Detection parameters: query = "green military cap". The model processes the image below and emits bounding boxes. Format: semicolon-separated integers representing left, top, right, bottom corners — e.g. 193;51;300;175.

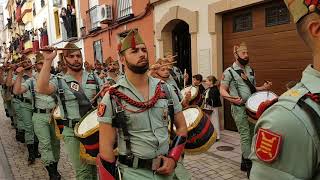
35;53;44;63
117;29;145;53
63;42;81;57
235;42;248;53
284;0;320;23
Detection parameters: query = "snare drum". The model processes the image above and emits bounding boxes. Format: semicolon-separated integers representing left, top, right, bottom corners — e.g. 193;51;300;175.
181;86;203;106
171;106;217;155
74;109;99;165
246;91;278;124
52;106;64;140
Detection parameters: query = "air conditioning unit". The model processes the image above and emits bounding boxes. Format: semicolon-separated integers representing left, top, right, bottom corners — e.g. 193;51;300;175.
53;0;62;7
99;4;113;24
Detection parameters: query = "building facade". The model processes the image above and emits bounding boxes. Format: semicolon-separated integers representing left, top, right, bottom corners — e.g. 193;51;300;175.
79;0;154;65
152;0;312;130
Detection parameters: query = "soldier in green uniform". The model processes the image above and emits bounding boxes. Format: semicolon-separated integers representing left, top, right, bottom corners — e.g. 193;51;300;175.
103;57;123;85
220;42;272;172
14;53;61;179
6;60;25;143
249;1;320;179
96;29;188;180
13;57;41;165
37;43;103;180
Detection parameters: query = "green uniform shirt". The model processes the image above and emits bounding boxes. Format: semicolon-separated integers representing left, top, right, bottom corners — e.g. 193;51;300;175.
98;76;182;159
23;75;56;109
50;71;103;120
221;62;256;102
250;65;320;179
21;74;33;100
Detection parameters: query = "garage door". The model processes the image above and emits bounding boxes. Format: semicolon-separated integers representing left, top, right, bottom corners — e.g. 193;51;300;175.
222;1;312;131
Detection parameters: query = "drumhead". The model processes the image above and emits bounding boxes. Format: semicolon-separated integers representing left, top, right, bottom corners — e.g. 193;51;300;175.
246;91;277;113
181;86;198;100
183;107;201;127
78;109;98;135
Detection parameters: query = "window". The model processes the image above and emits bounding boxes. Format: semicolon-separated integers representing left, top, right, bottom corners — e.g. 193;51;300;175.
93;40;103;63
89;6;100;30
117;0;133;19
89;0;100;30
233;12;252;32
265;5;290;27
54;10;61;38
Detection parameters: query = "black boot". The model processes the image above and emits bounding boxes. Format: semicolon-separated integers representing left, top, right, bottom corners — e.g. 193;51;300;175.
5;109;9;117
241;155;252;171
34;142;41;158
46;163;61;180
53;162;61;180
15;129;20;142
27;144;35;165
10;117;14;127
20;130;25;143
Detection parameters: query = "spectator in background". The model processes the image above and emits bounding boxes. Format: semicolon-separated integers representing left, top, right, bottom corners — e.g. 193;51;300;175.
203;75;222;140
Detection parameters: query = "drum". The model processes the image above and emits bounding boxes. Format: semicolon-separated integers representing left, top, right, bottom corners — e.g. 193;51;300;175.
74;109;99;165
181;86;203;106
171;106;217;155
52;106;64;140
246;91;278;124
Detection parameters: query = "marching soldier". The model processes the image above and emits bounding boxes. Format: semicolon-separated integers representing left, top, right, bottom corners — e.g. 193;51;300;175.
97;29;188;180
103;56;123;86
14;53;61;179
249;0;320;179
219;42;272;172
37;43;103;180
12;56;41;165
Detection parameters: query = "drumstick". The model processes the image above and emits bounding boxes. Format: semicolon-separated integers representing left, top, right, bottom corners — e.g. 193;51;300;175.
264;80;270;98
90;86;109;104
183;69;187;89
40;47;82;51
21;62;42;70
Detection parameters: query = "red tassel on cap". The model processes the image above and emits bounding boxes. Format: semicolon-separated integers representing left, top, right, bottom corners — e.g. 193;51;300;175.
117;43;122;52
131;32;136;49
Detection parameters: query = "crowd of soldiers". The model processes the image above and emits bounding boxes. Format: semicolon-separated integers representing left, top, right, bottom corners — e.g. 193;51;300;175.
0;0;319;180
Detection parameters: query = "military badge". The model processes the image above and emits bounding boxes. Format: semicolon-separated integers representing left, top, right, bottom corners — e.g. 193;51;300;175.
70;82;79;91
97;104;106;117
255;128;282;163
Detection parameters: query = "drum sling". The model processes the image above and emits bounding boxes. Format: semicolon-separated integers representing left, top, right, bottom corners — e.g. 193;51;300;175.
57;78;69;122
90;73;100;107
30;79;36;111
229;67;256;95
160;83;175;141
297;95;320;179
67;81;93;118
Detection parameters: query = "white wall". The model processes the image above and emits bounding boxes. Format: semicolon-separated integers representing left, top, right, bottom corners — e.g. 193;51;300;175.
153;0;219;76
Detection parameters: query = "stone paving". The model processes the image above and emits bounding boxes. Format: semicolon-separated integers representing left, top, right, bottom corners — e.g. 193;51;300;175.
0;100;247;180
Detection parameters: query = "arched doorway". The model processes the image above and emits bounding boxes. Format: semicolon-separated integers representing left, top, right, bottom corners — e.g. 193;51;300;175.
172;21;192;85
161;19;192;85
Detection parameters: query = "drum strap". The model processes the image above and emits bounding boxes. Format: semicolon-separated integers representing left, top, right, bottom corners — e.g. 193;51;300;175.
297;95;320;179
57;77;69;120
111;95;133;159
160;83;175;140
30;79;36;111
91;72;100;107
230;67;256;94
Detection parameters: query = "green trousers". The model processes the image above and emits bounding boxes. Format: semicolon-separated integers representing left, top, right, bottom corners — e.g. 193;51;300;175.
20;102;34;145
231;105;255;159
12;98;24;130
119;163;173;180
6;100;14;117
62;127;97;180
173;160;191;180
32;112;60;166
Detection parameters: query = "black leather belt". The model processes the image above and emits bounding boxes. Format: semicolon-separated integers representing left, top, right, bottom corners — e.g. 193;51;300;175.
62;120;78;128
22;98;32;104
33;108;52;114
118;155;160;170
13;95;23;101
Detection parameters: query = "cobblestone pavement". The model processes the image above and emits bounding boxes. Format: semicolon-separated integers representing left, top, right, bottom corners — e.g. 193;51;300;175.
0;100;247;180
